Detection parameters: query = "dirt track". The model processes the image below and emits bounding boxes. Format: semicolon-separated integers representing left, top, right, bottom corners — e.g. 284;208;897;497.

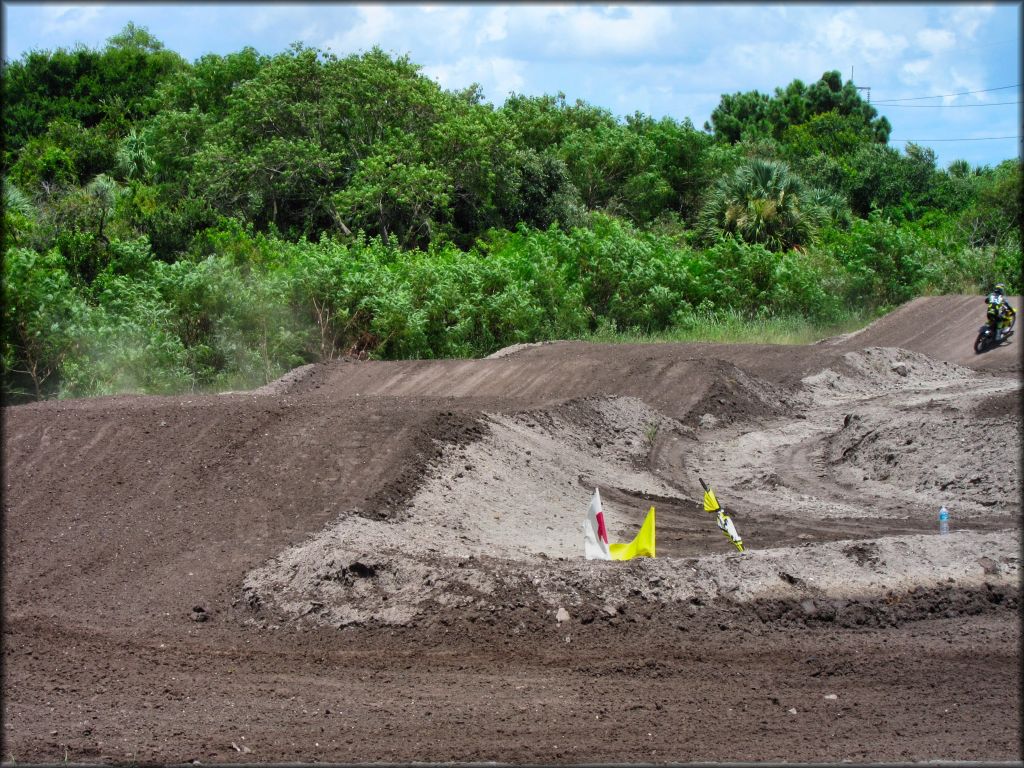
3;294;1020;763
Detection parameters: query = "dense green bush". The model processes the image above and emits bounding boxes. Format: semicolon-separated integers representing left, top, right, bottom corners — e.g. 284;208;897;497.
2;247;89;399
60;269;192;397
820;215;925;307
4;206;1021;402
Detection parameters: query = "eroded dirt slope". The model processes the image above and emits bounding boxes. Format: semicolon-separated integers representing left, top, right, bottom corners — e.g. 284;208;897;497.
3;295;1020;764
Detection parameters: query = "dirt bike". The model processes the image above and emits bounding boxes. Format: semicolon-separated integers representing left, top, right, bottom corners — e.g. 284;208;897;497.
974;311;1016;354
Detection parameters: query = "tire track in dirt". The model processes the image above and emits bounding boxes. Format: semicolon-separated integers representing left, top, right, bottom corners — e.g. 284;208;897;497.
683;349;1020;540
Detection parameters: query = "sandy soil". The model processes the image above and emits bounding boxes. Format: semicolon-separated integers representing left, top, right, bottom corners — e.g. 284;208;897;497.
3;294;1020;763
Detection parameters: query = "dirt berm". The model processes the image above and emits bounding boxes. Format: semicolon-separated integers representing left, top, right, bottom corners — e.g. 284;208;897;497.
3;294;1020;764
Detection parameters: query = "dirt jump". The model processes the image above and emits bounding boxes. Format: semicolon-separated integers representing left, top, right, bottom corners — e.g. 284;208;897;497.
3;294;1020;764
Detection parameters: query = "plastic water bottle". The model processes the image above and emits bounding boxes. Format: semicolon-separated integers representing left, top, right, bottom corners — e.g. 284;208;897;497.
938;506;949;535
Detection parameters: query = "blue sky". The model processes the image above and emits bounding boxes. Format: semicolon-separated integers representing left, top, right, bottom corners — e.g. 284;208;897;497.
3;2;1020;168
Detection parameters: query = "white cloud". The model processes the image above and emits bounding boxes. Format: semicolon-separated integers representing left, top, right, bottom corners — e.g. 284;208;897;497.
566;6;674;56
423;56;526;102
247;7;291;34
893;60;985;108
508;5;674;59
686;37;834;98
862;28;910;62
820;11;858;53
819;9;910;66
946;68;986;97
943;5;996;40
323;5;398;54
438;6;473;37
916;28;956;55
476;7;509;46
41;5;103;37
901;58;931;79
540;5;578;19
320;5;479;59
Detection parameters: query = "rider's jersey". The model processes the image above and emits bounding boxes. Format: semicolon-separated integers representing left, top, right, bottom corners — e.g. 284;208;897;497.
987;294;1015;330
987;294;1008;318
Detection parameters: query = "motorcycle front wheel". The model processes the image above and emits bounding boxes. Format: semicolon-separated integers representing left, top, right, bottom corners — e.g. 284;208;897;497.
974;331;991;354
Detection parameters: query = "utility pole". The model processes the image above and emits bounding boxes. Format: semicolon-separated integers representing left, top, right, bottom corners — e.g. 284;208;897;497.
851;65;870;103
857;86;871;103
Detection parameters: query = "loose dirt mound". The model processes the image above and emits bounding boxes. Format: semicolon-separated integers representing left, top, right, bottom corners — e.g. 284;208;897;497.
361;409;491;521
242;395;688;627
824;407;1020;510
802;346;976;398
243;527;1020;629
679;358;803;429
485;340;562;358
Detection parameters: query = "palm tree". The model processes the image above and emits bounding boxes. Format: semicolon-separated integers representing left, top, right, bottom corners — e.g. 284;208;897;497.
115;128;154;181
698;158;827;251
2;178;33;217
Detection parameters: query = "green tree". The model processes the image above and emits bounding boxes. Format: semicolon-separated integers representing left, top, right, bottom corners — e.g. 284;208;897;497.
626;113;717;224
424;99;514;244
332;133;452;248
782;110;877;160
821;214;926;307
499;92;617;152
8;117;116;190
2;178;36;247
707;71;890;145
1;24;185;164
844;142;938;220
151;47;268;118
494;147;584;230
705;89;773;143
114;127;154;181
958;159;1022;246
190;45;450;237
559;122;670;219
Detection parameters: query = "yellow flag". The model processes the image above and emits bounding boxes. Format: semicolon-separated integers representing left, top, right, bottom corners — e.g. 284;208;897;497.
703;488;720;513
609;507;655;560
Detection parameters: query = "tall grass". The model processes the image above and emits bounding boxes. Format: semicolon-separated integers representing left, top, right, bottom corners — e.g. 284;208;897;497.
583;308;880;346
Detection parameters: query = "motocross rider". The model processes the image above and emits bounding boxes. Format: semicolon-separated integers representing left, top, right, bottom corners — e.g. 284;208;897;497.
985;284;1016;338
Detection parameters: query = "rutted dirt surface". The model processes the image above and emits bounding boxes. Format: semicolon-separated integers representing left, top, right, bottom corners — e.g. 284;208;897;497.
3;294;1021;763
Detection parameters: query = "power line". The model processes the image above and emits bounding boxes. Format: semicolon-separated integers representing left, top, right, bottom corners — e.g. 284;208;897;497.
872;84;1020;104
889;136;1019;142
882;101;1021;108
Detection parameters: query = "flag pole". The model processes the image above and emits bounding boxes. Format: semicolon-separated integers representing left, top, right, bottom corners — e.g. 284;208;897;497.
698;476;745;553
